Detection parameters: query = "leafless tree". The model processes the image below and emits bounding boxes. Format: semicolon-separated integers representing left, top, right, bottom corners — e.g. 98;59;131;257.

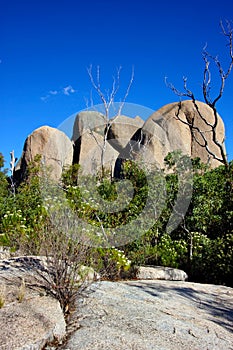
9;150;19;195
166;20;233;169
86;65;134;177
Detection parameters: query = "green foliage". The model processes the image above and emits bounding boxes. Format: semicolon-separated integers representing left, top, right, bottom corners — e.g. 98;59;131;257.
62;161;151;238
0;151;232;288
124;229;188;268
187;162;233;238
62;163;80;187
123;153;233;286
92;247;131;280
0;285;5;309
190;233;233;286
0;153;9;215
0;155;47;251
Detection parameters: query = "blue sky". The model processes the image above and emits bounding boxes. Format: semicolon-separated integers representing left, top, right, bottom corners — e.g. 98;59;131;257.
1;0;233;169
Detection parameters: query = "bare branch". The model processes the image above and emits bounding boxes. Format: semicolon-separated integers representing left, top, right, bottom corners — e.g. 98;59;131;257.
87;65;124;121
95;213;109;242
220;20;233;78
202;47;212;103
202;20;233;107
87;65;109;119
86;65;134;177
118;66;135;116
108;66;121;113
166;21;231;168
174;102;224;164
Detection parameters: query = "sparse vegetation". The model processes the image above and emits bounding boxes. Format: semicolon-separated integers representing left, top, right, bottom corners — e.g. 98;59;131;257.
0;284;5;308
17;278;25;303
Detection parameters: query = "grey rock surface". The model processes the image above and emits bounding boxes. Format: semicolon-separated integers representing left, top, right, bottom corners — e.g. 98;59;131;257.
0;256;67;350
63;280;233;350
136;266;188;281
0;295;66;350
72;111;106;142
0;246;11;260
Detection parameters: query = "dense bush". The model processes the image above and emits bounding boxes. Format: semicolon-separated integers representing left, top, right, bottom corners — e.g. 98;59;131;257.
0;152;232;288
122;155;233;286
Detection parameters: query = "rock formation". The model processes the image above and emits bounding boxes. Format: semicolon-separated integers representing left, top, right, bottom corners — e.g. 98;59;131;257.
180;100;226;166
136;102;192;167
72;127;118;176
15;126;73;181
71;112;144;176
1;256;232;350
0;256;66;349
107;114;144;153
64;280;233;350
136;265;188;281
15;100;226;181
132;100;225;169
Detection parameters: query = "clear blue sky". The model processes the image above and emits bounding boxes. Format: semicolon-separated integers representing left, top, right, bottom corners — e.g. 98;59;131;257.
1;0;233;169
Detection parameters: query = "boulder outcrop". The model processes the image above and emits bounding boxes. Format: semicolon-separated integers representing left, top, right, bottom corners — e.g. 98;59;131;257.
72;110;106;143
136;100;225;168
180;100;226;167
73;129;118;176
137;102;192;167
107;115;144;153
136;265;188;281
15;126;73;181
72;111;119;175
15;101;226;180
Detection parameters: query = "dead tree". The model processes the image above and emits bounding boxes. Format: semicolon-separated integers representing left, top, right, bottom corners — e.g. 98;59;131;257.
166;20;233;169
10;150;17;196
86;65;134;178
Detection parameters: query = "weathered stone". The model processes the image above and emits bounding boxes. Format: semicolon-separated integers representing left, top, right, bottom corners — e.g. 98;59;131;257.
72;110;106;143
138;100;226;169
15;126;73;181
136;265;188;281
107;115;144;153
0;296;65;350
180;100;226;167
75;130;119;175
0;256;66;350
137;102;192;168
65;280;233;350
0;256;99;291
72;111;119;175
0;246;11;260
14;100;226;182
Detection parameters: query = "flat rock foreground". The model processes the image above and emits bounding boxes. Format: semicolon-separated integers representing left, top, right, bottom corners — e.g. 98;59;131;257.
63;280;233;350
0;256;232;349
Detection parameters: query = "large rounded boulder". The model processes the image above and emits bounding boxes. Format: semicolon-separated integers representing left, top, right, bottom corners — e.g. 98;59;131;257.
15;126;73;181
135;100;225;168
72;111;118;175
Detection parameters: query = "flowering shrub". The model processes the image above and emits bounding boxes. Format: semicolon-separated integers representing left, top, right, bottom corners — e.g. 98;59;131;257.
92;247;131;280
0;155;232;289
1;209;28;247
